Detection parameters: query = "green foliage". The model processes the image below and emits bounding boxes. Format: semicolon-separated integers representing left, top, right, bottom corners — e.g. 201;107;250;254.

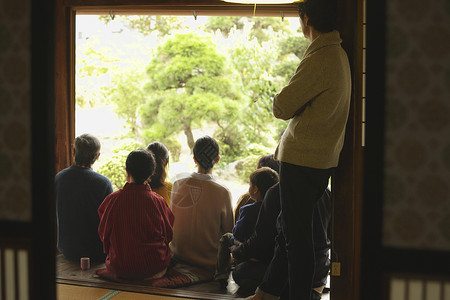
278;35;309;59
147;34;226;89
206;16;291;43
229;35;289;146
142;33;244;153
161;138;182;162
99;15;183;37
97;154;127;191
247;17;291;43
76;37;121;108
234;155;260;184
106;68;148;137
96;142;144;191
232;145;277;184
215;121;248;167
79;16;306;175
206;16;244;36
275;36;308;83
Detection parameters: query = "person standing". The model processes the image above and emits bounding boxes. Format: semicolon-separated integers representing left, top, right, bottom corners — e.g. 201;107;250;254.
232;186;331;298
247;0;351;299
55;133;113;262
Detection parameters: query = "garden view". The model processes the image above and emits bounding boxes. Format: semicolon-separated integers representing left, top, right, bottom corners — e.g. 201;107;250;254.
75;14;309;205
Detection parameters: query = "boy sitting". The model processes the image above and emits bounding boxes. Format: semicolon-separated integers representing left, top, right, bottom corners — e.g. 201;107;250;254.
97;149;174;279
231;185;332;296
215;167;279;287
234;154;280;223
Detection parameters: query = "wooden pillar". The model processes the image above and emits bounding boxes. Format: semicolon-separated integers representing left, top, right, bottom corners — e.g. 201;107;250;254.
330;0;363;299
54;2;76;173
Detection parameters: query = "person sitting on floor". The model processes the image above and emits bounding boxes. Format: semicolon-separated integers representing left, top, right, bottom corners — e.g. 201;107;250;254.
232;186;332;298
55;133;113;262
215;167;279;288
146;141;172;207
170;135;234;273
234;154;280;223
97;149;174;279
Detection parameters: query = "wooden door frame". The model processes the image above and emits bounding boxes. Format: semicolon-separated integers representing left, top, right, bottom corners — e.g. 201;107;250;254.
361;1;450;299
0;2;56;300
54;2;363;299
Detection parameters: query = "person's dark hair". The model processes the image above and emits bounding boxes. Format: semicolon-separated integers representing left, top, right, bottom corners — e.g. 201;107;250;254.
249;167;279;200
74;134;101;167
257;154;280;174
298;0;338;33
146;142;170;189
126;149;156;184
193;136;219;171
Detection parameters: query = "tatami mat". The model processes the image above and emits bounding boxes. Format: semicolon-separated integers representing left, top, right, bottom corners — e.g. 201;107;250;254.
57;284;197;300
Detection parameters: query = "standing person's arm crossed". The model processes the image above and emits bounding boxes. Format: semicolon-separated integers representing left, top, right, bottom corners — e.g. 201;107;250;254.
245;0;351;299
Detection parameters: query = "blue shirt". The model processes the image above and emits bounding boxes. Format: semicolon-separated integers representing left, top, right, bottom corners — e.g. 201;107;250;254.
55;165;113;261
231;201;263;245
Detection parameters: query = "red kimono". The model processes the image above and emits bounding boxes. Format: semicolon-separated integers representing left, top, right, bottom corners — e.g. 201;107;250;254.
98;182;174;279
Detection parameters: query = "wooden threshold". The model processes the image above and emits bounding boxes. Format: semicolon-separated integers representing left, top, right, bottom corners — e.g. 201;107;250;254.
57;283;194;300
56;278;237;300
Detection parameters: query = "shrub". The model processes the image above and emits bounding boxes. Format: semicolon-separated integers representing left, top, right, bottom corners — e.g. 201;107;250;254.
96;141;144;191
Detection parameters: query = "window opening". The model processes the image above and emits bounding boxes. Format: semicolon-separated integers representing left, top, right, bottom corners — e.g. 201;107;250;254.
75;13;306;208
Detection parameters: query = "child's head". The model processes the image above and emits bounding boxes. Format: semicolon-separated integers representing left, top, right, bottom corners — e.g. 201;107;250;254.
126;149;156;184
74;133;101;167
248;167;279;201
193;135;219;171
146;142;170;188
257;154;280;174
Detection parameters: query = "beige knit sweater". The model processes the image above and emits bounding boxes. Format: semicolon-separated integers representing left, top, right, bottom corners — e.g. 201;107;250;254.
273;30;351;169
170;172;234;271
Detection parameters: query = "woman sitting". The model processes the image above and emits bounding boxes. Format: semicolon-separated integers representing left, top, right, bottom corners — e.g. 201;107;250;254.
146;141;172;207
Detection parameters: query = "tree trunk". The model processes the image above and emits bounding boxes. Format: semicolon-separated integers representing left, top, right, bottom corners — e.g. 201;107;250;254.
182;121;195;153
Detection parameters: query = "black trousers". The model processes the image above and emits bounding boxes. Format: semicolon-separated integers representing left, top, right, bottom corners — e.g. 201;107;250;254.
232;260;268;293
259;162;332;300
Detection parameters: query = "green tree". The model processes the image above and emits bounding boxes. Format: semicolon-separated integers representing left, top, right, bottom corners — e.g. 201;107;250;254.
76;37;120;108
278;35;310;60
106;67;148;138
99;15;183;37
206;16;244;36
206;16;291;43
248;17;291;42
230;36;289;144
141;33;244;153
228;23;309;144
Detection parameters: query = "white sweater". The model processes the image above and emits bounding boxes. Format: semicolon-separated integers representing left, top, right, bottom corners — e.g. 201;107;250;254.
170;172;234;270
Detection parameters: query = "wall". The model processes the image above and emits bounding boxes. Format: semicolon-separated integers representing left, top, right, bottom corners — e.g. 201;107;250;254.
383;0;450;251
0;1;56;299
0;0;32;222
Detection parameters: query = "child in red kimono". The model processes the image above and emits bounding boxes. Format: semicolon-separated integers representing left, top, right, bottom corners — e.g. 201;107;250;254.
98;149;174;279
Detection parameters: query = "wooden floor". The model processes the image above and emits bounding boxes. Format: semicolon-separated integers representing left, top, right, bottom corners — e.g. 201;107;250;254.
57;283;330;300
57;284;200;299
56;255;329;299
56;255;251;299
56;274;249;299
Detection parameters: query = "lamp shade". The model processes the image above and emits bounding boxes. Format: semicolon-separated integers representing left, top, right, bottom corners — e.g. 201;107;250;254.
222;0;301;3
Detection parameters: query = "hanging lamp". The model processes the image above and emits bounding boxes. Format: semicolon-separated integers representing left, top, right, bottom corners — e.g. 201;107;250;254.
221;0;302;17
221;0;301;3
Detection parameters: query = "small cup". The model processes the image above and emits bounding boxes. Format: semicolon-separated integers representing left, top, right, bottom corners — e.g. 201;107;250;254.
80;257;90;270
